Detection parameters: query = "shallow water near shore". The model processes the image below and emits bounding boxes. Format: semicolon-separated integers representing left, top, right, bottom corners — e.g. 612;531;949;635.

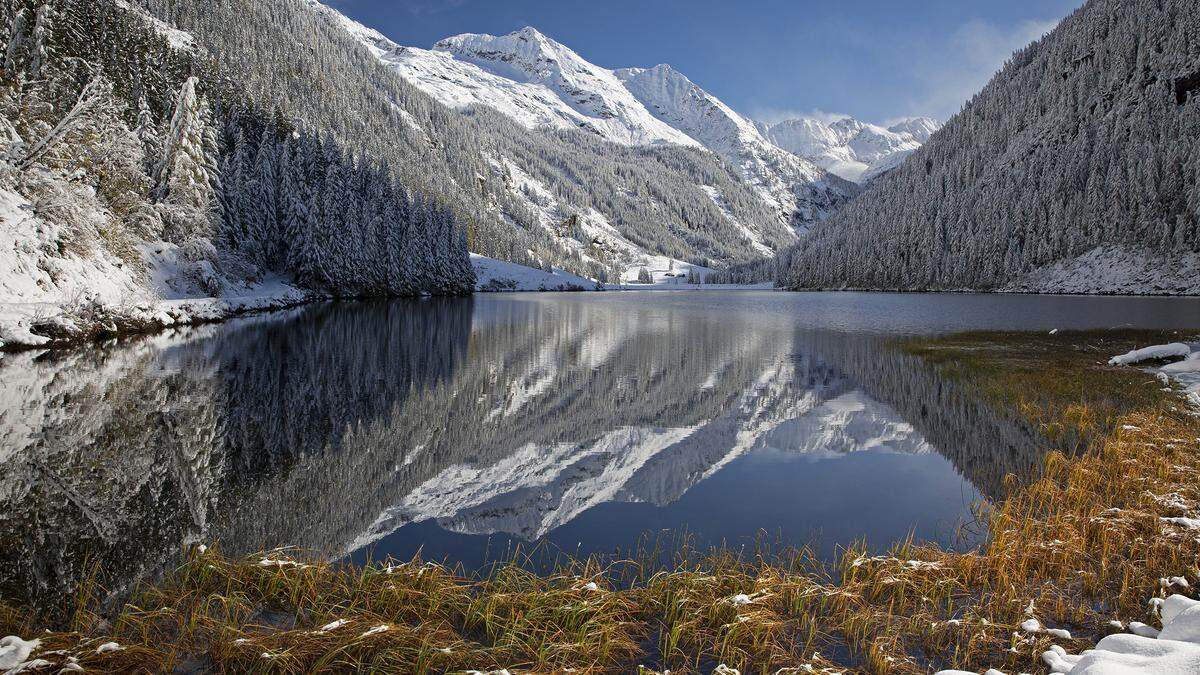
3;290;1199;614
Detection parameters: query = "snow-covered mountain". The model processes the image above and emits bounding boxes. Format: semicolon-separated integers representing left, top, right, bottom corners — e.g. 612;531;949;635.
761;116;942;183
614;64;852;229
352;24;701;148
313;8;855;233
886;117;940;143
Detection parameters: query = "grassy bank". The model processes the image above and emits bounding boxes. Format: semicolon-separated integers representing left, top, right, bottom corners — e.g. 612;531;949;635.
3;330;1198;673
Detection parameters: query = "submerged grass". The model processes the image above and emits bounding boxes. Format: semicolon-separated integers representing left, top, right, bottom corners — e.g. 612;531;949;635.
4;329;1200;673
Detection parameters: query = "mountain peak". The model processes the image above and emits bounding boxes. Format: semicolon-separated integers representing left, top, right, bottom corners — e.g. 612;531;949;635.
512;26;548;40
886;117;941;143
763;114;940;183
434;26;575;68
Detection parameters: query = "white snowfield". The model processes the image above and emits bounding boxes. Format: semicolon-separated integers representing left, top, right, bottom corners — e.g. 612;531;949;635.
938;595;1200;675
612;63;845;223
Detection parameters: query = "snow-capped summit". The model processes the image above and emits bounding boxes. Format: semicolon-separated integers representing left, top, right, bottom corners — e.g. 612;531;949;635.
887;117;940;143
763;115;942;183
425;27;704;147
615;64;851;229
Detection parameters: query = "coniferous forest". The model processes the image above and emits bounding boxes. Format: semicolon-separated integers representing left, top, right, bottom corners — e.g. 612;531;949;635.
1;0;474;299
780;0;1200;292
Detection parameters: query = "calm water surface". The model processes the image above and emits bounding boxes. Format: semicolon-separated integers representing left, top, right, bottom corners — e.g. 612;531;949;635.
2;291;1198;611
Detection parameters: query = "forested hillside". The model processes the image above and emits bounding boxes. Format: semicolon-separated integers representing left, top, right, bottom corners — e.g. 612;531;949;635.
780;0;1200;294
0;0;477;345
144;0;797;283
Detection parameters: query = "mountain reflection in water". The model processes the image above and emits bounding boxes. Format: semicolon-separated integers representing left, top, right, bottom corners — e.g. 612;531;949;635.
9;290;1193;615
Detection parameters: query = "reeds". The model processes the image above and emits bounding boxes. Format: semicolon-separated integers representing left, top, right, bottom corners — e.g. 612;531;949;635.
5;330;1199;673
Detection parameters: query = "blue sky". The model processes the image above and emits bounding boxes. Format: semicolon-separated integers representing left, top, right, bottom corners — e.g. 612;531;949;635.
325;0;1083;123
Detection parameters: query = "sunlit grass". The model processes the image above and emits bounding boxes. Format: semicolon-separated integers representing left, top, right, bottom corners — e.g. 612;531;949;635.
5;329;1199;673
902;329;1190;451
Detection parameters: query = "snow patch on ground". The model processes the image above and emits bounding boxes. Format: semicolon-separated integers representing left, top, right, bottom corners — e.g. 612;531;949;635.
472;254;597;292
1040;595;1200;674
114;0;198;51
1003;246;1200;295
1109;344;1193;366
937;597;1200;675
0;636;41;670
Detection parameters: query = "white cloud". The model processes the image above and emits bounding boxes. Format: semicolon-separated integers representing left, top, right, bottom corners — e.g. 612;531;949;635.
881;115;933;127
909;18;1058;120
749;107;854;126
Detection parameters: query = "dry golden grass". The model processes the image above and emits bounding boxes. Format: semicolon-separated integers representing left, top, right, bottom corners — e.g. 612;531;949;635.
4;330;1199;673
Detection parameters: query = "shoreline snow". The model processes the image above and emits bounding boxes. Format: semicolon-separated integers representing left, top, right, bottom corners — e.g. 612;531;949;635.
0;280;311;350
1108;341;1200;410
936;595;1200;675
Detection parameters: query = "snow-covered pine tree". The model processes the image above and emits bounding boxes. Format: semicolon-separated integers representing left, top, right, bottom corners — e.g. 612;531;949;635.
384;177;412;294
135;96;162;175
4;8;30;74
155;77;219;236
220;127;249;249
28;2;51;80
247;124;279;265
279;135;310;275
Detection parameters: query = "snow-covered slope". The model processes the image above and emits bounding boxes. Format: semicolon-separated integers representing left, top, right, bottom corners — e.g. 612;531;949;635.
0;189;306;349
311;6;855;234
762;116;941;183
615;64;852;230
1001;246;1200;296
317;13;700;148
472;254;597;292
430;28;703;148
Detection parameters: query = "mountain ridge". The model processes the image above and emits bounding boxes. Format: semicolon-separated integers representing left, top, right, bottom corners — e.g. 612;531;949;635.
317;12;865;233
761;115;942;183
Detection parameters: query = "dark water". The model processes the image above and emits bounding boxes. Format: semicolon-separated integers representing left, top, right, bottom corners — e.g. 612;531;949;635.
2;291;1198;613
